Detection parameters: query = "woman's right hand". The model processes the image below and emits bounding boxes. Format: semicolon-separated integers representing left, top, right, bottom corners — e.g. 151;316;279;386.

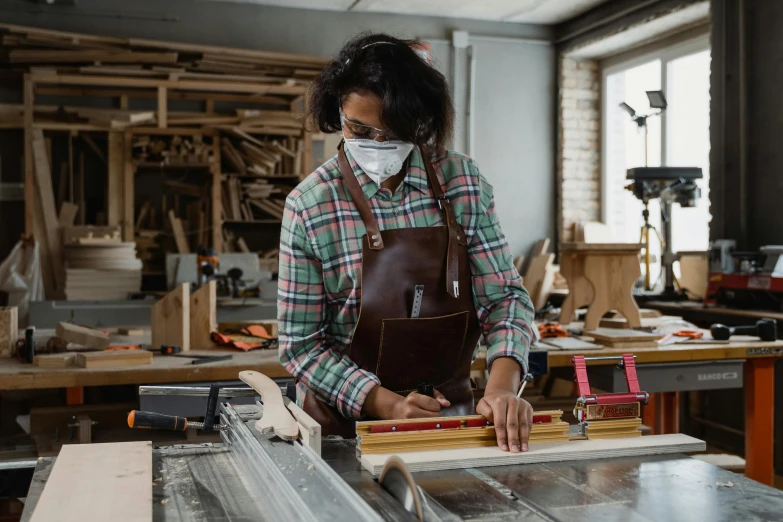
363;386;450;419
391;389;450;419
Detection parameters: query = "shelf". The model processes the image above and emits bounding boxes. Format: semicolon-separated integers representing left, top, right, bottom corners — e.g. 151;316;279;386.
135;162;213;169
222;172;301;180
223;219;282;225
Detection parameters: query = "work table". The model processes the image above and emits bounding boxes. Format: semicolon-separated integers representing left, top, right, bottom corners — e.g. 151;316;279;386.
20;439;783;522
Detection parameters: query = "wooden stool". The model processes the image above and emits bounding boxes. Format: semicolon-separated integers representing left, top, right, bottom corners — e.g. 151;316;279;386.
559;243;643;330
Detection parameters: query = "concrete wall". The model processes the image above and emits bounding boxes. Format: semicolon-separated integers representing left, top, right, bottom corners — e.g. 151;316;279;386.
0;0;555;256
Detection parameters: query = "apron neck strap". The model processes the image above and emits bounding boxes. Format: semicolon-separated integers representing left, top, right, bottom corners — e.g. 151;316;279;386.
337;141;385;250
336;142;466;256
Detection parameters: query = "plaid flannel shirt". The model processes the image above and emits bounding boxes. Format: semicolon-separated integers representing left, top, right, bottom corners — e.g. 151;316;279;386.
278;147;535;419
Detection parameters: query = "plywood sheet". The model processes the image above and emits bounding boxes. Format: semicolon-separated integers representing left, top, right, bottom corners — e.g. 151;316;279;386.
29;441;152;522
360;434;705;475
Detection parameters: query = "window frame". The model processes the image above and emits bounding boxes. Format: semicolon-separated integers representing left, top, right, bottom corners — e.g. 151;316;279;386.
599;32;711;224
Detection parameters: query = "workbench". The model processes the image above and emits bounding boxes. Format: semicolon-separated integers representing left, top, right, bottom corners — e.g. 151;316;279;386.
18;439;783;521
535;337;783;486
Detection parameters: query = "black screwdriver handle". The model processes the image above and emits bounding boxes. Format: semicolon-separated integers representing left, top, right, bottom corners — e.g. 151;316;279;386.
128;410;189;431
418;382;434;398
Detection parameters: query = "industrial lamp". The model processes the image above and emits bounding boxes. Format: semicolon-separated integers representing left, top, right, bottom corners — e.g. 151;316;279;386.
619;90;667;167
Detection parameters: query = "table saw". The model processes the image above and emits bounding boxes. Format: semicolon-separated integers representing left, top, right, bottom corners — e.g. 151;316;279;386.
17;399;783;522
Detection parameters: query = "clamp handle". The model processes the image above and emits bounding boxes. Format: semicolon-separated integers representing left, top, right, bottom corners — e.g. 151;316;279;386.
127;410;188;431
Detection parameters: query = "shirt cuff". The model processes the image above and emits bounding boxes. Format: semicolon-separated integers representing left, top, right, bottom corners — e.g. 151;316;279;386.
486;344;529;376
336;368;381;419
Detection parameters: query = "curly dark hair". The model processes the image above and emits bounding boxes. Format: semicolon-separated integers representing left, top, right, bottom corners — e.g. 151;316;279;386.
307;32;454;150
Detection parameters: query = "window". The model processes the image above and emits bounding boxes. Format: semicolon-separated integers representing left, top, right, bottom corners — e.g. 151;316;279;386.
602;36;711;288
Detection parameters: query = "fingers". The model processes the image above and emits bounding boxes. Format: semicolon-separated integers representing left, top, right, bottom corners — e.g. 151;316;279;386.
519;401;533;452
506;399;521;453
406;392;442;413
476;398;493;420
492;399;510;452
433;388;451;408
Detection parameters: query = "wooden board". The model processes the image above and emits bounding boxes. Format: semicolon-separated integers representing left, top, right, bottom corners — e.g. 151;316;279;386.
560;242;644;253
584;328;664;343
55;322;109;350
34;353;76;368
58;202;78;226
168;210;190;254
539;337;602;350
32;128;65;297
151;283;190;352
29;441;152;522
190;281;217;349
360;434;705;475
287;400;321;456
0;306;17;357
598;340;660;349
239;370;299;441
524;253;554;310
76;350;153;369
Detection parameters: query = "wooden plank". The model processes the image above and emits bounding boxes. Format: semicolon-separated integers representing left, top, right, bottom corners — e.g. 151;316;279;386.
560;242;644;253
287;401;321;456
122;130;134;240
539;337;602;350
584;328;664;343
28;441;152;522
107;132;124;227
77;151;85;224
523;253;554;310
0;307;18;358
11;49;178;64
360;434;705;475
168;210;190;253
34;353;77;368
58;202;78;226
31;73;307;96
190;281;217;349
151;283;190;352
56;322;109;350
157;86;167;129
32;128;65;297
76;350;153;369
23;76;34;236
80;134;106;163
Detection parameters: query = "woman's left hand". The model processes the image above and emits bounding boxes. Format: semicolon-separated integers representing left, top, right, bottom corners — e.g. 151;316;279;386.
476;391;533;453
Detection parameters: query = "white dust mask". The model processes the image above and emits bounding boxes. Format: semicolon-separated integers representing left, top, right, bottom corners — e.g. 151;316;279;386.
344;139;414;185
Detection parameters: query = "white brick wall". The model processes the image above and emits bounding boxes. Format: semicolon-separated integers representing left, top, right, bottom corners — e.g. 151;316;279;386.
558;56;601;243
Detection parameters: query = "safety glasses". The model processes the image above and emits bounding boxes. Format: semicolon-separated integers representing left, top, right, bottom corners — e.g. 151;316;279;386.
339;109;400;142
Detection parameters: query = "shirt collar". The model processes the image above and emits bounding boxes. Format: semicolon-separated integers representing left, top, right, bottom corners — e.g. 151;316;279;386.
343;146;430;199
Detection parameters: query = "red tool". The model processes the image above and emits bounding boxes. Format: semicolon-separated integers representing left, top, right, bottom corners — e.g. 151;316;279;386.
673;330;703;340
572;354;649;423
538;322;567;339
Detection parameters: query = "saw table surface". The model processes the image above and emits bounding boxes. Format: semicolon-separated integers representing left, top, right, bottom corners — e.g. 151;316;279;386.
21;439;783;522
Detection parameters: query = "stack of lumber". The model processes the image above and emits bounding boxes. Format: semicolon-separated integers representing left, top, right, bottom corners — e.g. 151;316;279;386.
133;134;213;165
0;24;328;81
62;226;142;300
357;411;570;455
221;131;302;176
584;418;642;439
221;177;290;222
583;328;663;349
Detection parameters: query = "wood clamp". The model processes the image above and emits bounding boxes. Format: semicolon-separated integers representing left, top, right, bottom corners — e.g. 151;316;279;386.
572;354;648;438
128;382;227;432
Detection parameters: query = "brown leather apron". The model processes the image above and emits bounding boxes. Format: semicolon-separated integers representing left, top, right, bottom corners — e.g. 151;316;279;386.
303;145;482;437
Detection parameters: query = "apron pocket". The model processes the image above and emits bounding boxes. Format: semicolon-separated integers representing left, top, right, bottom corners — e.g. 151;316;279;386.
376;311;470;392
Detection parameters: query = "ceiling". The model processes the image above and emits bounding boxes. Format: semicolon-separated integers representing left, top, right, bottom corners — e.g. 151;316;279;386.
203;0;611;24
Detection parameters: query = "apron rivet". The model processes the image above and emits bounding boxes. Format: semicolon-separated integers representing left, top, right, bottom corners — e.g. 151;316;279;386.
392;426;397;431
373;241;380;246
371;234;378;239
436;423;441;429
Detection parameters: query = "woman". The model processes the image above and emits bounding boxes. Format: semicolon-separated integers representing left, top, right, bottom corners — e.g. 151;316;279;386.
278;33;536;453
